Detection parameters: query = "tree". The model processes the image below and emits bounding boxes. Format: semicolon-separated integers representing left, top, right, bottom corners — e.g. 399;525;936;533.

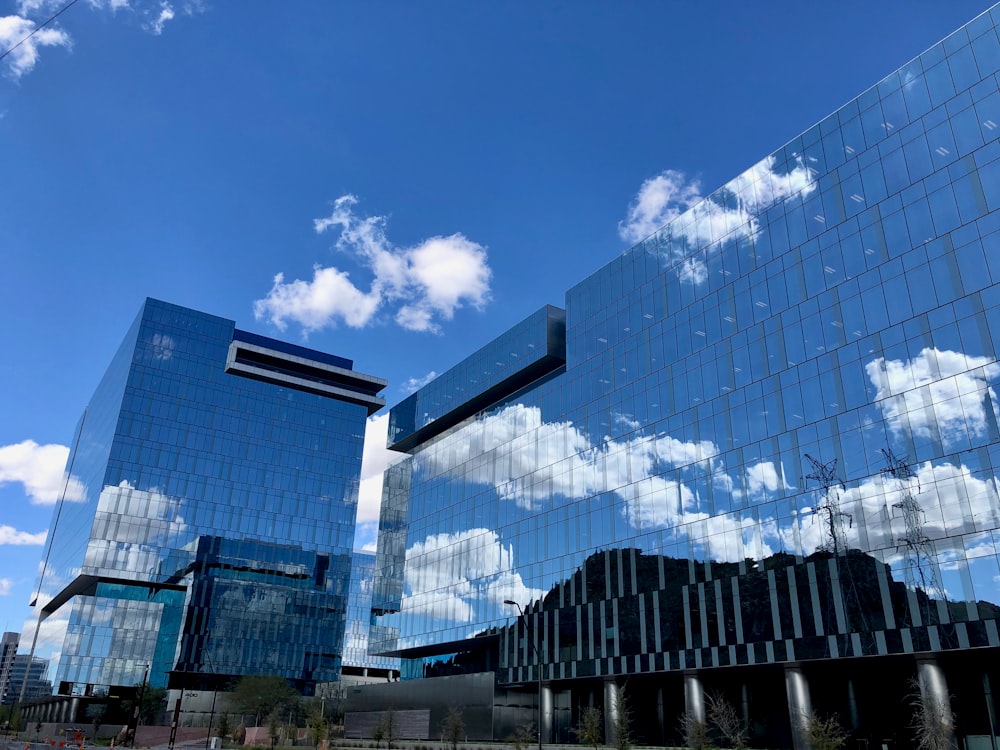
375;709;397;750
217;714;232;745
909;679;957;750
441;706;465;750
122;684;168;726
267;710;282;750
679;712;709;750
509;723;537;750
706;693;746;750
306;701;327;749
805;715;847;750
612;688;632;750
2;704;24;734
317;683;346;725
572;707;602;750
230;676;297;728
87;704;107;739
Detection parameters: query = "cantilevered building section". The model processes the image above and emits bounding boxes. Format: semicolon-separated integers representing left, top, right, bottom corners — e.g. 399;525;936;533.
370;7;1000;749
33;298;385;696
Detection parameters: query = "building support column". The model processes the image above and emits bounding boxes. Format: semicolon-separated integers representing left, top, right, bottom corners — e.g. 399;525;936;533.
784;664;812;750
684;671;705;724
604;679;620;747
916;656;956;749
847;678;860;730
540;684;553;746
656;686;665;744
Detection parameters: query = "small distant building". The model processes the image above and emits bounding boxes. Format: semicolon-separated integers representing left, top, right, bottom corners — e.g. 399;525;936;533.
0;632;20;704
3;655;52;705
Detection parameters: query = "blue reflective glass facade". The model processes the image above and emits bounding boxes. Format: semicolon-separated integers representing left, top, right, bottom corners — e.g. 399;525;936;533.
342;551;400;679
34;299;385;694
372;8;1000;746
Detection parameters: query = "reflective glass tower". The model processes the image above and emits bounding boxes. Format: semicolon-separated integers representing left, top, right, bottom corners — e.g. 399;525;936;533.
371;7;1000;748
33;299;385;695
341;551;400;683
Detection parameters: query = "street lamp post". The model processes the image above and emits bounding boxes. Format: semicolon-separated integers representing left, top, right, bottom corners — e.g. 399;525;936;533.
504;600;543;750
203;642;218;750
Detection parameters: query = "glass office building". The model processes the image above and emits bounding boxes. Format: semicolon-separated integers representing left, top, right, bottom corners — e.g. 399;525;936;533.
342;551;400;682
32;299;385;696
371;7;1000;748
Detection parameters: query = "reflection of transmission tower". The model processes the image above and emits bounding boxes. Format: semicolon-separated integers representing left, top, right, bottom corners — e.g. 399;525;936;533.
881;447;946;601
804;454;851;554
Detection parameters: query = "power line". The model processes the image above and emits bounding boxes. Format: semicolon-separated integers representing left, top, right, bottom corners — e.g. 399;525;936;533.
0;0;82;65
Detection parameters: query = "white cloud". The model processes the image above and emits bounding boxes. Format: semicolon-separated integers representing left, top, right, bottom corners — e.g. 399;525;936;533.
7;0;204;82
145;1;173;34
0;525;47;545
865;347;1000;448
746;461;784;497
0;14;71;79
0;440;85;505
254;195;492;334
618;155;815;283
401;371;438;394
0;578;11;595
357;413;406;525
402;528;543;623
618;170;703;245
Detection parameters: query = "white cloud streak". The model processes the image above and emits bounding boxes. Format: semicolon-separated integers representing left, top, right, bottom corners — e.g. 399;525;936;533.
0;14;71;79
0;578;11;596
6;0;202;81
0;525;47;545
618;170;702;245
146;1;173;34
254;195;492;334
401;371;438;395
0;440;85;505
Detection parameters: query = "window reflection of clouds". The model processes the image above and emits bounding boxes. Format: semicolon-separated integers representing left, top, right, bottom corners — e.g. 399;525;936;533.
625;155;817;286
865;347;1000;448
401;527;543;623
84;480;188;576
416;403;719;512
407;344;1000;586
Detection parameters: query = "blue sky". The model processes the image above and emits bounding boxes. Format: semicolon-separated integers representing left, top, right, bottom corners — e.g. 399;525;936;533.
1;0;996;663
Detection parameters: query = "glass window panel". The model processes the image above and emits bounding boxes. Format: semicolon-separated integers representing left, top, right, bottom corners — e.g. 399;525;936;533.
971;28;1000;77
928;185;962;234
925;59;958;106
948;44;982;92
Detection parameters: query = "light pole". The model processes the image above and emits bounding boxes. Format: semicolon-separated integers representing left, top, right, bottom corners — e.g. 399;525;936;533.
129;664;150;748
203;641;218;750
504;600;543;750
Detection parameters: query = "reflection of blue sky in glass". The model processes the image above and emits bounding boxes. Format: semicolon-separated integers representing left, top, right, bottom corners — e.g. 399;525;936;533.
373;12;1000;656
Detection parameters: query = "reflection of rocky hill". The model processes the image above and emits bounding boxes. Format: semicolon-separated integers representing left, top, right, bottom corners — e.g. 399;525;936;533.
503;547;1000;674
